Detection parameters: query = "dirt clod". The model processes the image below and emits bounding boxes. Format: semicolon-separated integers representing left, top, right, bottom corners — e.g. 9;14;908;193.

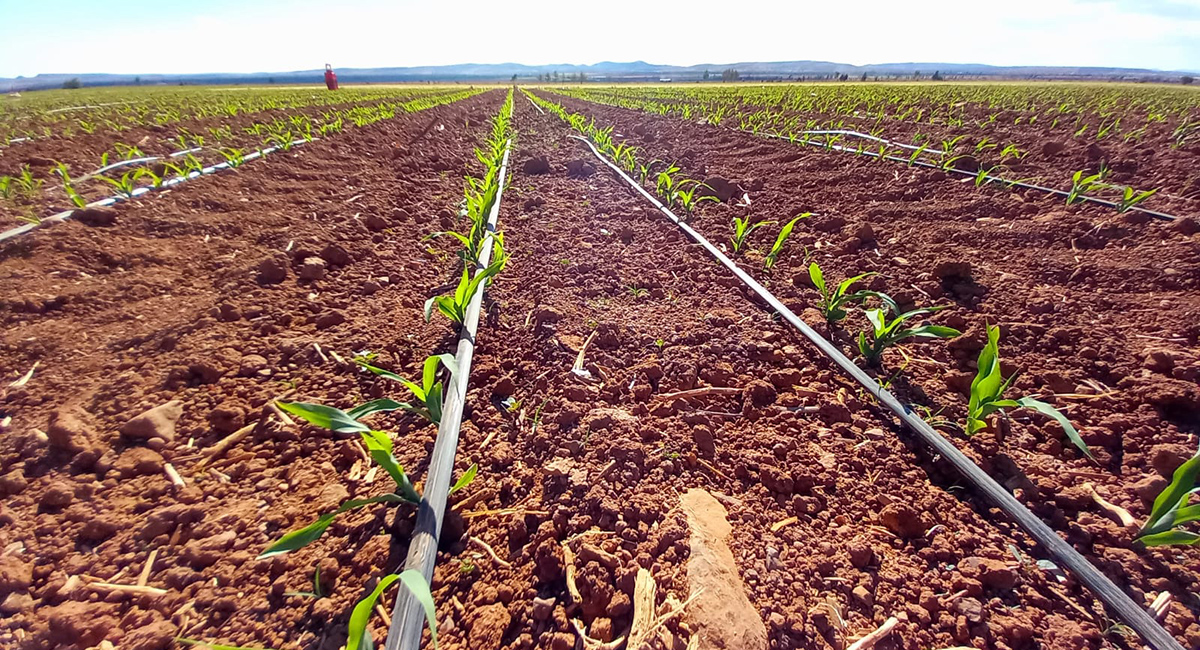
523;156;551;175
74;206;118;226
299;256;327;281
256;256;288;284
469;602;511;650
879;503;927;538
120;400;183;442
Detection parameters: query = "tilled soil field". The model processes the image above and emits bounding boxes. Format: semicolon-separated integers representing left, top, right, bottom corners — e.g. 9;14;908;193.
0;82;1197;650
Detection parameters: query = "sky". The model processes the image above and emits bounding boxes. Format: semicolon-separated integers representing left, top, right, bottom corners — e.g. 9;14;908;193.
1;0;1198;77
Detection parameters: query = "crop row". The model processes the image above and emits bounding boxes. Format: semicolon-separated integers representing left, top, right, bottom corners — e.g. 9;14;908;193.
548;83;1199;208
246;89;516;649
528;89;1200;554
0;85;462;144
1;88;483;226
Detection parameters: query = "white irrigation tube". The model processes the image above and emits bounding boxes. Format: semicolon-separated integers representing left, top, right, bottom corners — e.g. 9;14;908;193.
548;93;1185;222
757;130;1184;222
386;138;512;650
797;129;931;155
570;133;1186;650
0;139;308;244
526;93;546;115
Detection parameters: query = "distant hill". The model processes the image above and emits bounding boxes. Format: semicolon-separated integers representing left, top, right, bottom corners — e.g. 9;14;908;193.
3;60;1196;91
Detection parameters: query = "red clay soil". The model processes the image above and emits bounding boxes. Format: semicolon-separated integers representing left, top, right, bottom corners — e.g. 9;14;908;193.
0;89;505;650
0;88;463;224
531;90;1200;648
0;81;1196;650
568;88;1200;216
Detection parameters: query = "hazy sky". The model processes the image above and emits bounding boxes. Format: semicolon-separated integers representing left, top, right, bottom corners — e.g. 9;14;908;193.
2;0;1198;77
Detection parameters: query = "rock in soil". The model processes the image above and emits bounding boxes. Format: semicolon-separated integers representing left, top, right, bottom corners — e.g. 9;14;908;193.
681;488;768;650
0;555;33;594
523;156;551;175
566;160;596;178
299;256;327;281
120;400;183;442
46;404;94;452
879;503;927;538
256;256;288;284
73;206;118;226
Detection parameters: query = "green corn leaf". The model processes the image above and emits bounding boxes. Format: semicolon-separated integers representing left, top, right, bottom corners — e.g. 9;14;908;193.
450;464;478;494
277;401;369;434
808;262;825;294
903;325;962;339
258;493;407;558
347;399;414;420
346;574;400;650
1170;503;1200;528
836;272;875;297
1140;454;1200;536
398;569;440;649
356;360;405;383
1137;530;1200;547
1016;397;1093;461
426;382;445;424
360;431;420;501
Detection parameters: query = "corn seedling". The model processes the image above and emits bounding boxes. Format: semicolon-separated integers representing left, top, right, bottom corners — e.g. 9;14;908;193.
53;163;88;209
856;298;960;366
1136;453;1200;546
95;169;144;198
965;325;1092;459
425;256;506;325
219;148;246;168
809;262;874;324
113;142;143;160
764;213;810;269
675;180;717;219
730;215;770;253
0;176;11;199
258;417;420;557
1115;186;1157;213
346;570;439;650
907;143;928;167
354;354;458;424
16;165;42;197
1066;170;1104;205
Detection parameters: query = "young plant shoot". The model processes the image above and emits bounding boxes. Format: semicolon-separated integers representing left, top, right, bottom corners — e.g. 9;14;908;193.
856;297;960;366
966;325;1092;460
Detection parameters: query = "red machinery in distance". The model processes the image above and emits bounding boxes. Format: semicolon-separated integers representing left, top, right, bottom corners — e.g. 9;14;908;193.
324;64;339;90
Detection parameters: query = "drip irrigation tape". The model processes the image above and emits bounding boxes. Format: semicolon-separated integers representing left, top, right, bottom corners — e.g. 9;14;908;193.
571;133;1186;650
526;94;546;115
385;139;513;650
755;130;1183;222
0;139;310;244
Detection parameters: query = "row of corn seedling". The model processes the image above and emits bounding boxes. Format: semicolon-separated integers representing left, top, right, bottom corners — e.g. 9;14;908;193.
2;89;483;226
253;89;514;650
531;90;1200;549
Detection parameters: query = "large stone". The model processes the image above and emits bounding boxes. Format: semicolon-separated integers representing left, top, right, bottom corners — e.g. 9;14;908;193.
680;488;768;650
120;400;183;442
47;405;94;452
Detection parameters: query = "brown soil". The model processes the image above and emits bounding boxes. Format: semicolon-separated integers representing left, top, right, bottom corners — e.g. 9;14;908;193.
0;83;1196;650
0;89;464;223
568;88;1200;217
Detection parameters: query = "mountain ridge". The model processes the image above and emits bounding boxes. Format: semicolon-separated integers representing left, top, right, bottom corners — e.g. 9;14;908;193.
4;59;1196;91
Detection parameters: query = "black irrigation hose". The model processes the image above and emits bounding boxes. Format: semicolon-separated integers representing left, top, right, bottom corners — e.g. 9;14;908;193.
570;134;1186;650
753;130;1184;222
385;139;513;650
